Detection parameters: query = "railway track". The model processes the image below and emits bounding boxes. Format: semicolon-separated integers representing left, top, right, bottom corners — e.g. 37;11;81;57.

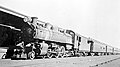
0;55;120;67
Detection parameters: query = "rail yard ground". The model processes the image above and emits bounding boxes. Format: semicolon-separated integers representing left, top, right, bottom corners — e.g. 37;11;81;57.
0;54;120;67
97;57;120;67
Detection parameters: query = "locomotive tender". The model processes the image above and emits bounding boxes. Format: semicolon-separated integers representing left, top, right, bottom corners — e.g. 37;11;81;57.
0;6;120;59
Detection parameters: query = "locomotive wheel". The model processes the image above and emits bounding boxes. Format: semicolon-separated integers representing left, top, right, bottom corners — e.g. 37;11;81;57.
47;53;52;59
61;54;65;58
56;46;66;58
56;55;59;58
91;53;94;56
28;51;35;60
61;52;66;58
56;53;61;58
61;46;65;58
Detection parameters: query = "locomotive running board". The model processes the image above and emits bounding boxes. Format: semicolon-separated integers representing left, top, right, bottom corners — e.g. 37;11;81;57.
0;24;21;31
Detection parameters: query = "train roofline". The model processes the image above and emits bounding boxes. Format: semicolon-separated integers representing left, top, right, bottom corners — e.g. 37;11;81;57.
0;6;28;18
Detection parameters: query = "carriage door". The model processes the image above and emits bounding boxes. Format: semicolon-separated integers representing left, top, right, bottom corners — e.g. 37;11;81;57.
74;35;78;49
88;40;94;52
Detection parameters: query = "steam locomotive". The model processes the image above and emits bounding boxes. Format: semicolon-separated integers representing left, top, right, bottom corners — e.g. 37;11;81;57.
0;6;120;60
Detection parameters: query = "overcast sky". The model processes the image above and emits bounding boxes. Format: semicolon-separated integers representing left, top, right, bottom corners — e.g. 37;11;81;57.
0;0;120;48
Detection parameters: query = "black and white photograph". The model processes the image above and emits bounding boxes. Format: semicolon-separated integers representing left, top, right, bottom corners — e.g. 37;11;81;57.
0;0;120;67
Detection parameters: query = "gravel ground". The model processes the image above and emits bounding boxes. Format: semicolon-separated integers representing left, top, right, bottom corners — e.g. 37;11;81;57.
0;55;120;67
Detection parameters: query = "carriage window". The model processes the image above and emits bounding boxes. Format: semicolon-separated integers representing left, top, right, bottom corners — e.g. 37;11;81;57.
70;32;73;35
59;29;64;33
50;26;53;30
79;37;81;42
44;23;47;28
69;32;74;37
58;28;64;33
77;36;79;40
